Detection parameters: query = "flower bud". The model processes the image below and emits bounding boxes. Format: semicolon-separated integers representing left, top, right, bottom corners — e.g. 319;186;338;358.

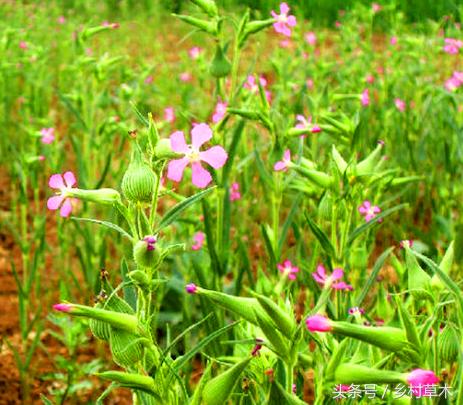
96;371;158;397
202;357;252;405
66;188;121;205
209;44;231;78
293;166;334;189
121;148;157;203
133;236;161;269
306;315;332;332
334;363;403;385
438;325;459;363
110;328;144;367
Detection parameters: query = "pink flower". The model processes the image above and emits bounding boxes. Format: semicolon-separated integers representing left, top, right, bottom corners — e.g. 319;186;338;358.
53;303;72;312
335;21;342;29
305;31;316;46
244;75;271;102
394;98;406;112
361;89;370;106
179;72;192;82
443;38;462;54
277;259;299;280
19;41;28;50
279;39;291;48
306;79;314;89
57;16;66;24
312;264;353;291
229;182;241;201
47;171;78;217
188;46;203;60
274;149;291;171
192;232;205;251
164;107;175;123
372;3;382;13
185;283;197;294
306;314;332;332
444;71;463;91
271;3;297;37
365;74;375;84
102;21;119;29
390;36;398;45
40;127;55;144
143;236;157;251
358;200;381;221
167;124;228;188
406;369;439;397
399;239;414;248
212;100;227;123
144;75;154;84
295;115;322;134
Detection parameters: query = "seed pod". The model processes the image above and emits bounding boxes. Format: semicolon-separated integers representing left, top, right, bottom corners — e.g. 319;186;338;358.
202;357;252;405
334;363;403;385
438;325;459;363
318;192;332;220
209;43;231;78
96;371;159;398
89;300;111;341
110;328;144;368
133;236;161;269
121;148;157;203
254;293;295;338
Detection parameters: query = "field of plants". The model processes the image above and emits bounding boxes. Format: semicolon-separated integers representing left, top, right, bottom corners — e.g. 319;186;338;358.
1;0;462;403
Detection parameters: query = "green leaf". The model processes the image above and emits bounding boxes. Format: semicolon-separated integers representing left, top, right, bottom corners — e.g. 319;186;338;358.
304;213;336;258
172;321;239;372
278;194;302;255
355;247;394;307
71;217;133;241
156;187;215;231
129;101;149;127
347;203;407;246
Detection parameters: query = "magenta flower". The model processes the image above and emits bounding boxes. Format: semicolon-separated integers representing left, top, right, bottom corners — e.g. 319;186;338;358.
229;182;241;201
185;283;197;294
361;89;370;106
101;21;119;29
188;46;203;60
271;3;297;37
394;98;406;112
212;100;228;123
443;38;462;54
47;171;78;217
406;369;439;397
164;107;175;123
305;31;316;46
390;36;398;45
445;76;461;91
306;314;332;332
274;149;291;172
306;79;314;89
57;16;66;24
144;75;154;85
277;259;299;280
358;200;381;221
312;264;353;291
192;231;206;251
53;303;73;312
40;127;55;144
399;239;414;249
19;41;28;50
365;74;375;84
372;3;382;13
295;115;322;134
167;124;228;188
143;236;157;251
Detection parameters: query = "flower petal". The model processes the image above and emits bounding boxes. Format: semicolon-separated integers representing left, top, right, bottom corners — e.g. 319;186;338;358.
287;16;297;26
49;174;65;189
274;161;287;171
170;131;189;153
167;157;190;182
191;162;212;188
331;268;344;281
316;264;326;278
47;195;64;210
199;146;228;169
312;272;325;284
280;2;289;14
283;149;291;161
191;123;213;149
63;171;76;188
60;198;72;217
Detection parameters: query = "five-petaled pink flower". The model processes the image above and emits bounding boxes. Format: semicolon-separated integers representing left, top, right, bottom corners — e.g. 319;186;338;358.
295;115;322;134
358;200;381;221
192;231;205;251
444;71;463;91
229;182;241;201
361;89;370;106
277;259;299;280
188;47;203;60
274;149;291;171
312;264;353;291
40;127;55;144
167;123;228;188
47;171;78;217
443;38;463;54
212;100;228;123
306;314;332;332
271;3;297;37
406;369;439;397
394;98;406;112
305;31;316;46
164;107;175;123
